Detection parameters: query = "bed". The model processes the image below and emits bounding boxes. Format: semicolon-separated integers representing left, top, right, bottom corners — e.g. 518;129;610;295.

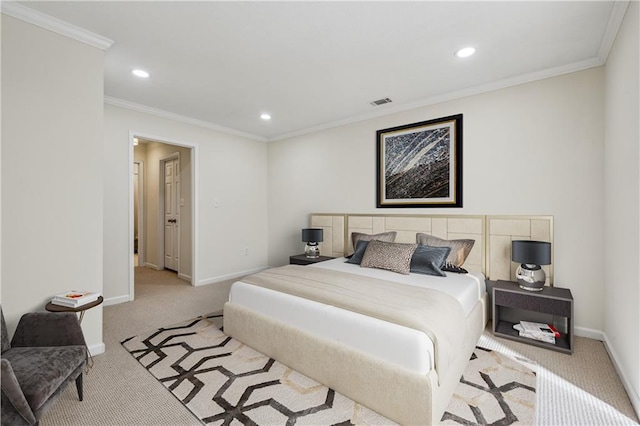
224;214;553;425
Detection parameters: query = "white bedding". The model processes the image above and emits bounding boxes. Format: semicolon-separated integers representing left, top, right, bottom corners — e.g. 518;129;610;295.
228;258;486;375
312;257;486;316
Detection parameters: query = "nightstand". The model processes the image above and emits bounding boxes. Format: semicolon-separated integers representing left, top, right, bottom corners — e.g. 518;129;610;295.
492;280;573;354
289;254;334;266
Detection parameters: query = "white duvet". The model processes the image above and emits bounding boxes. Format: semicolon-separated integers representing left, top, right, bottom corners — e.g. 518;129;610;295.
228;258;486;375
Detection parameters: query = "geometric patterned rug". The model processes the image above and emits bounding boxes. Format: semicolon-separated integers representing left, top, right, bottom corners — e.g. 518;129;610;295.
441;347;536;425
122;313;536;425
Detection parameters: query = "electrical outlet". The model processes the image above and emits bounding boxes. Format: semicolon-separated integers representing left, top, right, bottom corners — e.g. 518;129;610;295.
244;247;249;256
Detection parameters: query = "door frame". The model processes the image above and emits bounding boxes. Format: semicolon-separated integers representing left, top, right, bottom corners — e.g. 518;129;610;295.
158;152;180;272
129;131;199;301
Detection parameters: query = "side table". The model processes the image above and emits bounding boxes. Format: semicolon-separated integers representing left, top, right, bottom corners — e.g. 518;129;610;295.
492;281;573;354
45;296;104;323
46;296;104;369
289;254;334;265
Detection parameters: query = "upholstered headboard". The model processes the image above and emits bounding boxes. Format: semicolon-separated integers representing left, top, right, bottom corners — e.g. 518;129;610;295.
309;213;554;285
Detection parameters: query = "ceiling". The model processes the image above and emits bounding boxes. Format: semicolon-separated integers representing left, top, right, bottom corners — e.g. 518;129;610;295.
12;1;624;141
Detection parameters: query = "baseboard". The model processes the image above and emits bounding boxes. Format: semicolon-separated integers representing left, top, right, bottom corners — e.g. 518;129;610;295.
602;333;640;421
144;262;160;270
103;294;131;306
574;325;604;341
104;267;268;302
88;342;105;356
197;266;269;286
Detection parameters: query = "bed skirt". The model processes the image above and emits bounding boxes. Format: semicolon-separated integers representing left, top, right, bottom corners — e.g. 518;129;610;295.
224;292;487;425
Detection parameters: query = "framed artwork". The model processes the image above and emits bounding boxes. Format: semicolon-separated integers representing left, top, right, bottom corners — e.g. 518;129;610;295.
376;114;463;208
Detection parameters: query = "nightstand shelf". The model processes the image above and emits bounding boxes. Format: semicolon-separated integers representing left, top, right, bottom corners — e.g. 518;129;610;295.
289;254;334;266
492;280;573;354
494;319;572;353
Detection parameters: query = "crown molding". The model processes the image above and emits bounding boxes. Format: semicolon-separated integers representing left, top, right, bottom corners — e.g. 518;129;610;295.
109;55;602;145
1;2;113;51
597;1;630;63
104;97;267;142
268;56;603;142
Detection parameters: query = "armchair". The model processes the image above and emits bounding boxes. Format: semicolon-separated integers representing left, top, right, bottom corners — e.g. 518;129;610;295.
1;306;87;426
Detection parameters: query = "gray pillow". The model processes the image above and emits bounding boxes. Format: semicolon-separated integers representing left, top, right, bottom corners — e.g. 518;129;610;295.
360;240;418;275
410;245;451;277
351;231;397;252
416;233;475;267
345;240;370;265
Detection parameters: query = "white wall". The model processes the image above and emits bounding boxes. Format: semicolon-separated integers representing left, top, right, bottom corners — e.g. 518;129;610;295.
103;105;269;303
268;67;605;332
604;1;640;415
1;16;105;350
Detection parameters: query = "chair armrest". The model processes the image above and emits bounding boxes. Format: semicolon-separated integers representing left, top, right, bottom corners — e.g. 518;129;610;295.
11;312;86;348
1;358;37;425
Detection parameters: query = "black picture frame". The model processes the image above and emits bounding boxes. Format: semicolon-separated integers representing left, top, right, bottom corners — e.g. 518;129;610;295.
376;114;463;208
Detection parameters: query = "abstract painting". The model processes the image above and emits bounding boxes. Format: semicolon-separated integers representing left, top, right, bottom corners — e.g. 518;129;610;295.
377;114;462;208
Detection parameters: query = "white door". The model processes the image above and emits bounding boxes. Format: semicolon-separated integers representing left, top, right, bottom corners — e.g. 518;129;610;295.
134;161;145;267
133;162;139;256
164;157;180;271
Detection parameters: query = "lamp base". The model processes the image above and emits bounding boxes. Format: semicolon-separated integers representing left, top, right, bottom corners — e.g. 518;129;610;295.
305;243;320;259
516;264;546;291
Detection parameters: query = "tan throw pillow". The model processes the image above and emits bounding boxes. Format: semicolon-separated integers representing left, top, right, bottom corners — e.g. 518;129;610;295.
351;231;397;251
360;240;418;275
416;233;475;267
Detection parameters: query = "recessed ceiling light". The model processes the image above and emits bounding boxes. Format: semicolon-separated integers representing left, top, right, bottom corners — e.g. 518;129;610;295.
260;113;272;120
455;47;476;58
132;69;150;78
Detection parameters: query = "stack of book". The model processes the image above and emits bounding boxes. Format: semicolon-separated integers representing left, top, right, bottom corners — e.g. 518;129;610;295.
51;291;101;308
513;321;560;344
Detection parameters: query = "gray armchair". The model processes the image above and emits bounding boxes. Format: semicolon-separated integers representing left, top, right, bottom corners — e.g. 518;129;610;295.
1;306;87;426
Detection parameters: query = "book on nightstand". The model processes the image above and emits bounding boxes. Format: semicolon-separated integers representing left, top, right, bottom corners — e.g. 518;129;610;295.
520;321;560;337
513;322;557;344
51;291;101;308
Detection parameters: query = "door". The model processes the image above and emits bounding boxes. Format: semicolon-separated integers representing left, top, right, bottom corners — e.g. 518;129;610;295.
134;161;145;267
134;162;139;258
164;157;180;271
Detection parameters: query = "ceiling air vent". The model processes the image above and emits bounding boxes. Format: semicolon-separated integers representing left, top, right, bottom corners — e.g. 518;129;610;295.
370;97;392;106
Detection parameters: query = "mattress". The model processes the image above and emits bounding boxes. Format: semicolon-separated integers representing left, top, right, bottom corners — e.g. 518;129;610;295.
228;258;486;375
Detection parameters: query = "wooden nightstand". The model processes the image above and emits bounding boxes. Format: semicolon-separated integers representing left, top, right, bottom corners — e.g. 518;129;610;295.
492;280;573;354
289;254;334;265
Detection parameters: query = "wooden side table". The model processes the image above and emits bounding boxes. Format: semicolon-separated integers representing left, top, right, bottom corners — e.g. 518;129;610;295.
492;281;573;354
289;254;334;265
46;296;104;369
45;296;104;323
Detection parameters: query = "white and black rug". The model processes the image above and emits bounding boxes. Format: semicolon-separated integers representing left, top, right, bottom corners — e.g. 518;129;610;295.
122;314;536;425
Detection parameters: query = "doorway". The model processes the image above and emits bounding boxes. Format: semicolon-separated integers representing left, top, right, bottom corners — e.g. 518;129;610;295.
130;133;198;301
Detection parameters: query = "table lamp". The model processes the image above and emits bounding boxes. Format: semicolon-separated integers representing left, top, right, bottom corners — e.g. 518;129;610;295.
302;228;323;258
512;240;551;291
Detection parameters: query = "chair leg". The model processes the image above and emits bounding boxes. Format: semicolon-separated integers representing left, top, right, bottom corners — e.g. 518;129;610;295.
75;373;83;401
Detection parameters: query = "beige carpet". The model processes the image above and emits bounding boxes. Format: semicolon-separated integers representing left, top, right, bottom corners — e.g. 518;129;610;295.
40;266;639;425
